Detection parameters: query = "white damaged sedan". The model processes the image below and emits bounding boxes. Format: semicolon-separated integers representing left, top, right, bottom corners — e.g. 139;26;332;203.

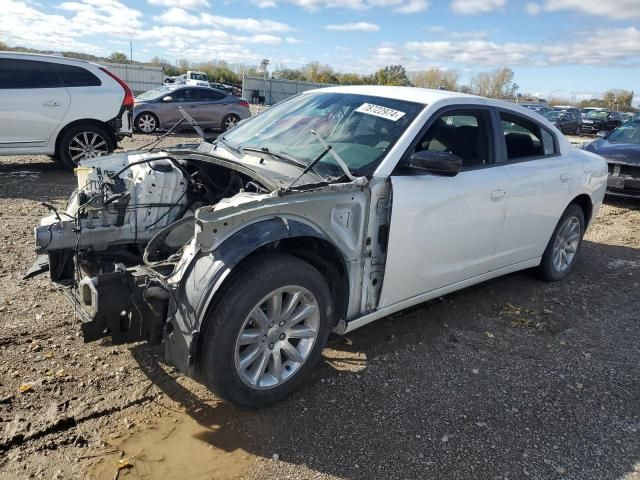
30;86;607;407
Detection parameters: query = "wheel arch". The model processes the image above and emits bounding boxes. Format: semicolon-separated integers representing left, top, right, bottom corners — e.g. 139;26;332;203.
164;216;350;375
570;193;593;226
55;118;117;156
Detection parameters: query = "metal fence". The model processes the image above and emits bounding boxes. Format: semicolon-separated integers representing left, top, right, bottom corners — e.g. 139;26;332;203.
242;75;334;105
103;63;164;94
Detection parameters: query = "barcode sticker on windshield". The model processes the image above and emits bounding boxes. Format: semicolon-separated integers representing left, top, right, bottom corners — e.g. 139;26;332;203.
356;103;406;121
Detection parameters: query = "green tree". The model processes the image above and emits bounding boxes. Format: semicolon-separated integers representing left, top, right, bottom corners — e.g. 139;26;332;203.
368;65;411;86
107;52;129;64
272;67;308;81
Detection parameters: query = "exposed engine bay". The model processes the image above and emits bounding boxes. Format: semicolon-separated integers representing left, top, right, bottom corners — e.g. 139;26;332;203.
31;149;271;344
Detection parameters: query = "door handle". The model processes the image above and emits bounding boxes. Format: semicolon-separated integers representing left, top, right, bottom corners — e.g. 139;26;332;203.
560;172;571;183
491;189;506;200
42;101;62;107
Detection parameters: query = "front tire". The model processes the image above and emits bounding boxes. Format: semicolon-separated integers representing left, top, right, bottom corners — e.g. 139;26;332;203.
198;253;332;408
58;124;114;169
537;204;585;282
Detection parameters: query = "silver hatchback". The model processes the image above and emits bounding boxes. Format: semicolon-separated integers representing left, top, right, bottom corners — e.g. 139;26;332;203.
133;85;250;133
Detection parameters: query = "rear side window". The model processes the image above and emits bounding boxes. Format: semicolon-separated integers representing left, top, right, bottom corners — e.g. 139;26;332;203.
199;89;225;101
0;58;60;89
51;63;101;87
500;112;556;160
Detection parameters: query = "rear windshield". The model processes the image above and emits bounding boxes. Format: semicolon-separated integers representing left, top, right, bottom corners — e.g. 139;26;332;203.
136;86;172;101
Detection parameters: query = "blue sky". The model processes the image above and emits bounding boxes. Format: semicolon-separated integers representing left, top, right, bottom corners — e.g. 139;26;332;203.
2;0;639;101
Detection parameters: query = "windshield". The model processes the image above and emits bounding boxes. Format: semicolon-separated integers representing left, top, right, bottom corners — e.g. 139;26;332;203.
136;86;172;101
545;111;564;121
586;111;608;120
607;120;640;144
222;92;424;177
189;73;208;81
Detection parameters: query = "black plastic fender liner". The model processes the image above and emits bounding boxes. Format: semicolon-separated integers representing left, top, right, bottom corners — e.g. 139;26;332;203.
163;216;331;375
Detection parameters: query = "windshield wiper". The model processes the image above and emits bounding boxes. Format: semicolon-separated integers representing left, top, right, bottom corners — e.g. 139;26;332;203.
309;130;357;182
215;135;244;158
242;146;308;169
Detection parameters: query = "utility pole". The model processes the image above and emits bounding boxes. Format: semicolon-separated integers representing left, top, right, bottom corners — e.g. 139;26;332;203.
130;41;133;63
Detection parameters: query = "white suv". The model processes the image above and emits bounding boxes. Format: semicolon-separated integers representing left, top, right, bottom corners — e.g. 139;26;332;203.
0;52;133;169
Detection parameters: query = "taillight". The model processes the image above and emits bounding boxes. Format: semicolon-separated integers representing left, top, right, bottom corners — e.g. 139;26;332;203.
99;67;134;108
239;100;250;108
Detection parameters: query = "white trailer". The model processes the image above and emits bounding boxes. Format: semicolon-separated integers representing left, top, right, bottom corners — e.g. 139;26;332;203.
102;63;164;95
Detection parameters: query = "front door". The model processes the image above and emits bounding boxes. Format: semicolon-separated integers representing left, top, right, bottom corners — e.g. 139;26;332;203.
160;88;199;126
0;58;70;150
379;108;509;307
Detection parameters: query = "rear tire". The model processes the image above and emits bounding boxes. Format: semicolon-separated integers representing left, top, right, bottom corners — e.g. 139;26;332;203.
197;253;332;408
135;112;159;133
221;114;240;131
58;124;114;170
537;204;585;282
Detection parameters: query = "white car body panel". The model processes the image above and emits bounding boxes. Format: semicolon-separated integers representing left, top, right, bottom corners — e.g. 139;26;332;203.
304;86;607;318
379;167;510;307
0;86;70;147
0;52;130;156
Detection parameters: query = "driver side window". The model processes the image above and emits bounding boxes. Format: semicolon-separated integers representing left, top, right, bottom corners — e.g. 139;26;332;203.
415;110;492;168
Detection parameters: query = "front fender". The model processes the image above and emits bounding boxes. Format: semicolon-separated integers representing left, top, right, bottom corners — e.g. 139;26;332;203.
163;216;332;374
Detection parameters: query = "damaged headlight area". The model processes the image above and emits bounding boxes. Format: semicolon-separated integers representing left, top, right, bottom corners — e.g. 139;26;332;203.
28;150;270;345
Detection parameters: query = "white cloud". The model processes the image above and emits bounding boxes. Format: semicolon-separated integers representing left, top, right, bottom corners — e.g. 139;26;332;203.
285;36;303;43
0;0;141;53
450;0;506;14
325;22;380;32
154;8;293;33
202;15;292;33
525;2;541;14
542;0;640;19
396;0;429;13
255;0;428;11
405;27;640;66
147;0;210;10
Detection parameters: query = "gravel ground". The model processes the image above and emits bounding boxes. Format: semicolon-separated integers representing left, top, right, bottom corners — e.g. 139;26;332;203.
0;133;639;480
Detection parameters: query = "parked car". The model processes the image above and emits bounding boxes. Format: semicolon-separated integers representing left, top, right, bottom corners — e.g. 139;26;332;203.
0;52;133;168
133;85;250;133
580;107;606;119
29;86;607;407
582;118;640;198
621;112;635;123
164;71;210;87
580;110;623;135
544;109;581;135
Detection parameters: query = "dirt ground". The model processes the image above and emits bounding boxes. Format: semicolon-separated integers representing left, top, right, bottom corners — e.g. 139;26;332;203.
0;133;638;480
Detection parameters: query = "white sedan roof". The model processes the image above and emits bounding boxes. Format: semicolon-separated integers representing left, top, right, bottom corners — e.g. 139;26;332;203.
310;85;478;105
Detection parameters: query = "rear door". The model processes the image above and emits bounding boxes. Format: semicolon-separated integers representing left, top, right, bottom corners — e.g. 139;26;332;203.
160;88;198;126
196;89;228;128
493;110;577;267
0;58;70;150
379;107;510;307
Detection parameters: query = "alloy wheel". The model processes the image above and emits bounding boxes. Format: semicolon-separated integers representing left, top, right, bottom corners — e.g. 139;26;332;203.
138;114;157;133
234;286;320;390
552;215;581;273
68;132;109;164
224;115;238;130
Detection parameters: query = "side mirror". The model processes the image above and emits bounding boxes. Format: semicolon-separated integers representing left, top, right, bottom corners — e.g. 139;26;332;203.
162;96;173;102
408;150;462;176
596;131;608;139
